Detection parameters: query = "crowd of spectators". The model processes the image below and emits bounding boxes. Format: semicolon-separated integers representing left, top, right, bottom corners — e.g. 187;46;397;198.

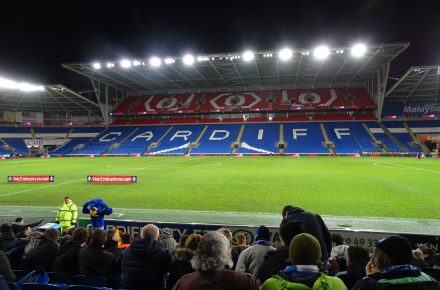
0;204;439;290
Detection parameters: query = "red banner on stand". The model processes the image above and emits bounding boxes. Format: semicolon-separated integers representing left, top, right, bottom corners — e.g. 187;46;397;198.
8;175;55;183
87;175;137;183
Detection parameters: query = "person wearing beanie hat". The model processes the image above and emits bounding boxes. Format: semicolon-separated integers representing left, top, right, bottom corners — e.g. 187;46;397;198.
257;220;305;284
159;227;177;254
261;233;347;290
235;225;275;277
352;235;440;290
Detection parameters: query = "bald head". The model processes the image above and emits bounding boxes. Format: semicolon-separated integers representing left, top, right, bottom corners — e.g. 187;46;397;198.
141;224;160;241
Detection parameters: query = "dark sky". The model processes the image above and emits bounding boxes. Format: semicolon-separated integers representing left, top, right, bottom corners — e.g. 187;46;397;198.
1;0;439;89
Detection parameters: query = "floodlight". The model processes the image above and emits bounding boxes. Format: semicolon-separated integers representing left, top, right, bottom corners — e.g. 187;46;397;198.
242;50;255;61
313;46;330;60
132;60;141;66
106;62;114;68
149;57;161;67
164;58;174;64
351;43;367;57
0;76;44;92
279;48;293;61
183;54;195;65
120;59;132;68
92;62;101;69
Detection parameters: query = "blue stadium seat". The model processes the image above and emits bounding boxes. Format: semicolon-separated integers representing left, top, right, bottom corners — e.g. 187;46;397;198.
7;282;21;290
283;123;328;154
191;124;241;154
21;284;65;290
73;276;106;287
149;125;205;155
47;272;74;285
235;123;279;154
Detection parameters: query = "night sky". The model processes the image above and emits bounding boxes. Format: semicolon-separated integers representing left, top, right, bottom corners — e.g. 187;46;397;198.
1;0;439;89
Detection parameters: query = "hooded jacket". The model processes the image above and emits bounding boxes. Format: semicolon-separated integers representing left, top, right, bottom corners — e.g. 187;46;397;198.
51;239;83;274
261;272;347;290
281;207;331;262
121;238;174;290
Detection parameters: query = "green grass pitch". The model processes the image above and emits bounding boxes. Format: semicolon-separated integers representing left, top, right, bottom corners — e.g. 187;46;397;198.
0;156;439;220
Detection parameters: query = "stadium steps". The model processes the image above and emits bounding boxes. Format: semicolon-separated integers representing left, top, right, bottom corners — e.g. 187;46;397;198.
403;122;430;153
187;125;209;154
108;127;140;152
378;121;407;152
31;128;36;139
195;94;207;112
320;123;334;154
143;126;174;154
362;123;386;152
279;123;284;154
231;124;246;154
66;128;74;138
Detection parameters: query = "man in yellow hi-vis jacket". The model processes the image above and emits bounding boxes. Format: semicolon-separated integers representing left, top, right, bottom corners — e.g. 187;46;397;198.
56;196;78;233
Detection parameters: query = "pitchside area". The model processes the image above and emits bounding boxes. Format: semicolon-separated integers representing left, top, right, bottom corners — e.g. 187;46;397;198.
0;156;439;234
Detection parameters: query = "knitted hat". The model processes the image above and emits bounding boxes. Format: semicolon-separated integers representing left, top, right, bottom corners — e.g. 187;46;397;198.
289;233;322;265
160;228;173;238
375;236;413;265
255;225;270;242
279;220;305;245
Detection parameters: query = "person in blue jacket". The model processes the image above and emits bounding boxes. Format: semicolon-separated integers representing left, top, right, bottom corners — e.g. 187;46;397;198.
82;198;113;229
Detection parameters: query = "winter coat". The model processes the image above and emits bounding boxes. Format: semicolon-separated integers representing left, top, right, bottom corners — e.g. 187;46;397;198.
121;238;174;290
261;272;347;290
257;247;290;284
235;243;275;277
281;207;332;261
78;246;116;276
20;236;59;270
352;267;440;290
172;270;260;290
168;248;196;290
6;238;29;269
56;201;78;228
0;250;15;282
82;198;112;229
335;258;368;289
51;240;83;274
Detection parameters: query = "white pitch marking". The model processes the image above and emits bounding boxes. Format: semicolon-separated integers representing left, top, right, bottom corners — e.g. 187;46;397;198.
373;160;440;175
115;213;125;217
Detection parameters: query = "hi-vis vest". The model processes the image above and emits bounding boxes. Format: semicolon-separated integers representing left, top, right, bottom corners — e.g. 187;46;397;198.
56;201;78;227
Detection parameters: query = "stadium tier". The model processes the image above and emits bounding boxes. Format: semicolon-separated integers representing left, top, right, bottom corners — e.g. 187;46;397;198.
1;119;438;156
111;87;376;115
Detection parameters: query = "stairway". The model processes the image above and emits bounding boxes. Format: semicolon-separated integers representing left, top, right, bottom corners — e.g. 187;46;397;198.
143;126;173;155
362;123;386;152
320;123;334;154
378;122;406;152
403;122;430;153
231;124;246;154
187;125;208;154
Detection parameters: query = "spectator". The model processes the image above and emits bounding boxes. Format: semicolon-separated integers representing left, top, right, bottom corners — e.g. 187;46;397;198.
329;233;349;274
168;233;202;290
336;245;370;289
56;196;78;234
104;229;122;262
78;228;116;276
352;236;440;289
6;230;42;269
217;227;240;269
176;234;189;250
413;249;428;268
52;227;88;274
261;233;347;290
281;205;332;262
119;233;131;249
235;225;275;277
257;220;305;284
171;231;259;290
0;224;16;251
159;228;177;254
20;228;59;270
233;233;249;255
0;250;15;282
121;224;174;290
11;218;43;238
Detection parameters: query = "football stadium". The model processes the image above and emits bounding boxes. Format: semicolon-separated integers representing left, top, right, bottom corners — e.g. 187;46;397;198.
1;4;440;288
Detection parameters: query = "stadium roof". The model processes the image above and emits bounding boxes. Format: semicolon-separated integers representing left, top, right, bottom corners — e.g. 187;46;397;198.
0;84;102;115
62;42;409;95
386;65;440;103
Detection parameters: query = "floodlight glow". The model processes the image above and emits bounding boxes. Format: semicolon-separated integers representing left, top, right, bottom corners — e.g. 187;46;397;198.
120;59;132;68
132;60;141;66
149;57;162;67
164;58;174;64
313;46;330;60
92;62;101;69
106;62;114;68
351;43;367;57
0;76;44;92
242;50;255;61
183;54;195;65
279;48;293;61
